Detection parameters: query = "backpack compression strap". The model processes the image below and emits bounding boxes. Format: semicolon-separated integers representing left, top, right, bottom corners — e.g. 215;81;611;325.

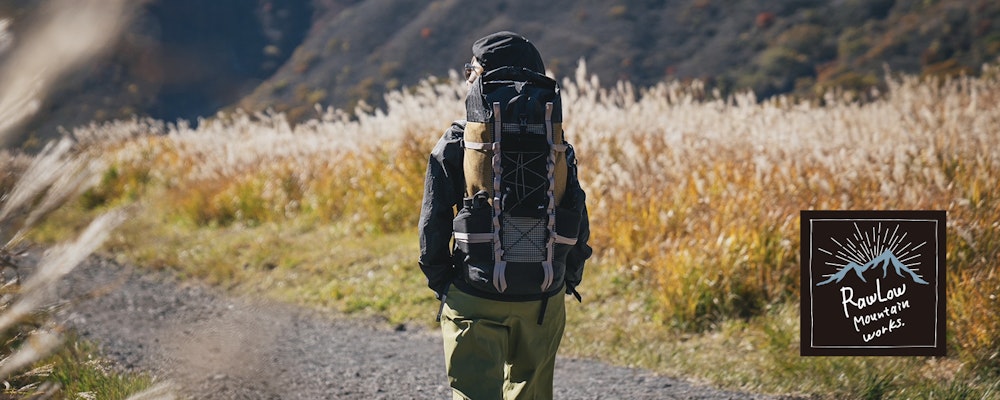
490;102;507;293
541;102;556;292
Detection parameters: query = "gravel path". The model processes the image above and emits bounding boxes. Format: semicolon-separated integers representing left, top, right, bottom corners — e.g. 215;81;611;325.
46;256;792;399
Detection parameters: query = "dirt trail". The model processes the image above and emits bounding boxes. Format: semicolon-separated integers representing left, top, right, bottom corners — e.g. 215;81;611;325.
49;256;791;399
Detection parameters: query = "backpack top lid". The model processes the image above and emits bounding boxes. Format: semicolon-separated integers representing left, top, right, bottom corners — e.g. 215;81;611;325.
472;31;545;74
465;66;561;124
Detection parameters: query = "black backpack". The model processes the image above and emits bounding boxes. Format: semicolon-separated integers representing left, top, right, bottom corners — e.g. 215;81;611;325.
453;66;582;298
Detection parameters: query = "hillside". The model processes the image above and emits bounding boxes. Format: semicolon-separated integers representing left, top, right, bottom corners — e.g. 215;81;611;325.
2;0;999;148
241;0;1000;121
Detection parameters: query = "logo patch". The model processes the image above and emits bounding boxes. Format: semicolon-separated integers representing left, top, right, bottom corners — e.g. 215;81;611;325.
800;210;946;356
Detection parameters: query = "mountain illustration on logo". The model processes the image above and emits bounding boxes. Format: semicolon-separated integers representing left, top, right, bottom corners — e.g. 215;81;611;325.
817;249;929;286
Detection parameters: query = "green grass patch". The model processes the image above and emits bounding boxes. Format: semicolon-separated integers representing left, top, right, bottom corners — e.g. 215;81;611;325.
3;337;153;399
44;339;154;398
36;198;440;327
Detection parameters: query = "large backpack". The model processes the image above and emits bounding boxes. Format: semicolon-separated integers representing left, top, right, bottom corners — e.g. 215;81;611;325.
453;66;582;298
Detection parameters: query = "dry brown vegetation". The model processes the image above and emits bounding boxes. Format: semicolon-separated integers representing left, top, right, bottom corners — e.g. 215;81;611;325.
24;60;1000;397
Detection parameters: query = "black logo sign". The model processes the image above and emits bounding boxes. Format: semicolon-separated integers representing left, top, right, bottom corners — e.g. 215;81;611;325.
800;210;946;356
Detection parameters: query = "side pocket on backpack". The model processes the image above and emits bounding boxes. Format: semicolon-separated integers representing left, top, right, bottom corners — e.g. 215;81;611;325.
453;204;492;258
453;191;497;290
552;205;582;269
554;205;582;246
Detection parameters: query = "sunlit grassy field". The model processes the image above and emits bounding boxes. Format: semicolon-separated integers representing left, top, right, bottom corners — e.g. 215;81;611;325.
23;62;1000;398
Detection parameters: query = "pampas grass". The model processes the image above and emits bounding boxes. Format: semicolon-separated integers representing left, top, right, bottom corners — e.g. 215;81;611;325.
0;0;167;397
77;58;1000;375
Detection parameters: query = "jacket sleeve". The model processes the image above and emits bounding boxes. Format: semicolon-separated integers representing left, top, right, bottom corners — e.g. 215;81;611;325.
563;144;592;294
418;122;465;295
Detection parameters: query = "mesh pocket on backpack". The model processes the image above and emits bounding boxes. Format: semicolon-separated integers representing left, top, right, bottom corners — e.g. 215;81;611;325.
501;122;546;136
501;214;546;262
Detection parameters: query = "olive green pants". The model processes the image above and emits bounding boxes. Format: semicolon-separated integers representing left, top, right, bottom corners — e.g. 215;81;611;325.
439;285;566;400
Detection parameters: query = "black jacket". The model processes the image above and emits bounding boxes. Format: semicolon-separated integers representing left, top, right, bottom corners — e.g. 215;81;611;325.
418;120;592;299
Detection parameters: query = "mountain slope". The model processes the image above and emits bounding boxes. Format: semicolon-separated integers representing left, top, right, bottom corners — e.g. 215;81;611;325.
3;0;999;148
239;0;1000;122
0;0;314;149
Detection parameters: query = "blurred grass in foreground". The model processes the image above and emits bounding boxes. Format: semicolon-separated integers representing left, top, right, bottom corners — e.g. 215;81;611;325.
29;62;1000;398
0;337;155;398
0;1;164;397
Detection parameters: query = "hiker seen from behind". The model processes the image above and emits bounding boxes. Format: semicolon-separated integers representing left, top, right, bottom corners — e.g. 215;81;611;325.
418;31;593;400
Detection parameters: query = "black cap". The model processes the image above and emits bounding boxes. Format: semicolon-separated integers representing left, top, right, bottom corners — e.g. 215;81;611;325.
471;31;545;73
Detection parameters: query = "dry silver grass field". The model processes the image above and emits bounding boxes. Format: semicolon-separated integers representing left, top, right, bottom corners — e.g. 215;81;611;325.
43;59;1000;396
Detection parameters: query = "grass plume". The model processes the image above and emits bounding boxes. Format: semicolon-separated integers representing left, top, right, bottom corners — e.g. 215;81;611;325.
0;0;163;397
